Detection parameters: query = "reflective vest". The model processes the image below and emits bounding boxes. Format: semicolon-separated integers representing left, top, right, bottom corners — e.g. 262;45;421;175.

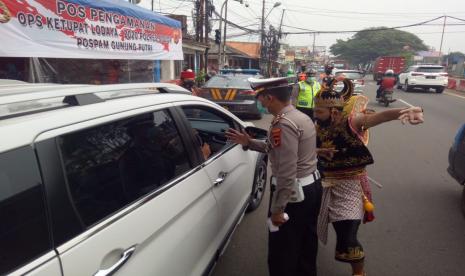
297;81;320;108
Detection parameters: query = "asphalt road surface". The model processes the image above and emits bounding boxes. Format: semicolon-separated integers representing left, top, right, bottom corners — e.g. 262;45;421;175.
212;80;465;276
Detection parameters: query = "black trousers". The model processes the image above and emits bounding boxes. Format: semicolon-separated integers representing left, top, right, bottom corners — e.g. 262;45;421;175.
268;179;322;276
332;220;364;263
376;86;382;98
296;106;314;121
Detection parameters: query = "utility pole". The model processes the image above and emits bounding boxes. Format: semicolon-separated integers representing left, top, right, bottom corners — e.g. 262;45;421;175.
276;9;285;75
222;0;229;67
195;0;200;42
199;0;205;71
439;15;446;65
217;1;227;69
312;33;316;62
204;0;209;73
260;0;265;75
278;9;285;38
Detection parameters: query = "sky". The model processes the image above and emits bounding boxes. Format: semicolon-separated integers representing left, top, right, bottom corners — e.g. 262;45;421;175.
138;0;465;54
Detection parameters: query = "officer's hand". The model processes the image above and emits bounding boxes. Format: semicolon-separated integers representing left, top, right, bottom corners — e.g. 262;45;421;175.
271;212;287;227
225;128;250;146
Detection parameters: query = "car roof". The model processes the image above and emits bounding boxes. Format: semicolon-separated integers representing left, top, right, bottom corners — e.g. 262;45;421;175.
334;70;362;73
219;68;260;75
0;79;28;85
414;64;444;67
0;82;237;153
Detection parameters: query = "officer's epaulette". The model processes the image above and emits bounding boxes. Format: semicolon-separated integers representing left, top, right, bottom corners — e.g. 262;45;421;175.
272;111;303;137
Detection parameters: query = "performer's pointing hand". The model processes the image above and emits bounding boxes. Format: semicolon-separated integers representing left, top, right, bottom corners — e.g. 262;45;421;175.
399;106;424;125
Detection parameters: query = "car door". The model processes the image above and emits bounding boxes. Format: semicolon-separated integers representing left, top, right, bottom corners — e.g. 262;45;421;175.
176;104;257;245
0;146;62;276
453;124;465;183
34;106;220;276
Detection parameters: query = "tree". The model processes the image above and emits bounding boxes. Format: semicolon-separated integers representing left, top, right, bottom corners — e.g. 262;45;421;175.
330;28;428;65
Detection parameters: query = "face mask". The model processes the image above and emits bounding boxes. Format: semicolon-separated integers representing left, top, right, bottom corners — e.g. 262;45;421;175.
307;76;316;82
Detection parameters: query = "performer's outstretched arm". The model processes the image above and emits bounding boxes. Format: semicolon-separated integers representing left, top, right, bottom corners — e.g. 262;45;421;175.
352;106;424;131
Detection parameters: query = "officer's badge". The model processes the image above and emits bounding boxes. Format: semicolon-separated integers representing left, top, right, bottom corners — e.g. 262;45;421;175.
271;128;281;147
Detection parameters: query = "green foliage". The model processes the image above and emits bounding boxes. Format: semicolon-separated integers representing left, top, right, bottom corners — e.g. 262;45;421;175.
195;69;206;85
330;28;428;64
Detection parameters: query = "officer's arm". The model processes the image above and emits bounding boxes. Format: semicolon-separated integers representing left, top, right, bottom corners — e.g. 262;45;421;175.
225;128;267;153
270;123;299;214
247;139;268;153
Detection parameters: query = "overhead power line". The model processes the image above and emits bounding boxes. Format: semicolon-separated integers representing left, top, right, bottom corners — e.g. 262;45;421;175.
281;5;465;16
213;9;260;33
281;16;445;35
447;15;465;22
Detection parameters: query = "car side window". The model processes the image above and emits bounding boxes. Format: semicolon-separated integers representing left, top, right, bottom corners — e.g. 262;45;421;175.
180;106;236;160
58;110;191;227
0;147;52;275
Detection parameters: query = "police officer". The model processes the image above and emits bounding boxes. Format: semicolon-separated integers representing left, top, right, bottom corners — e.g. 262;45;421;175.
225;77;322;276
293;69;321;121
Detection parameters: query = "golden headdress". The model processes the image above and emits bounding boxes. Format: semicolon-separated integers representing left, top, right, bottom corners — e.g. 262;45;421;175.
314;77;353;108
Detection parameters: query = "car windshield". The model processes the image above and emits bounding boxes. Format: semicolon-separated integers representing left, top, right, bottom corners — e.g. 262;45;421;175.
335;72;363;79
417;67;444;73
204;75;252;89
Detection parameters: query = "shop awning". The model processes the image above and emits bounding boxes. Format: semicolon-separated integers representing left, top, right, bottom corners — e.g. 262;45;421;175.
0;0;183;60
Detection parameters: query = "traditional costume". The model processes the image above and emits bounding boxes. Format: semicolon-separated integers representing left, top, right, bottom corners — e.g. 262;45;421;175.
315;78;375;264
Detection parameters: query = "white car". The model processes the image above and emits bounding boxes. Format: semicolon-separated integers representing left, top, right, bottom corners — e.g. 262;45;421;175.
332;70;366;94
398;64;448;93
0;82;267;276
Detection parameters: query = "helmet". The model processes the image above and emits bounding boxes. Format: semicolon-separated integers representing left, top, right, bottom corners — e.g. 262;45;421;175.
324;64;334;75
385;69;394;76
306;69;317;76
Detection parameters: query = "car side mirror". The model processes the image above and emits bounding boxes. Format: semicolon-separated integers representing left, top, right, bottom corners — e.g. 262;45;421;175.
245;126;268;140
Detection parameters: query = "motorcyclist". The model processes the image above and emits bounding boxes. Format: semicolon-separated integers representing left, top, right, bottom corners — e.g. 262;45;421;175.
180;67;196;92
321;63;335;88
376;69;397;100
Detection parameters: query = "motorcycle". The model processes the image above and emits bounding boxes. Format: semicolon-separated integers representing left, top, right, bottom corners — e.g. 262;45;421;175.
377;88;396;107
180;79;195;92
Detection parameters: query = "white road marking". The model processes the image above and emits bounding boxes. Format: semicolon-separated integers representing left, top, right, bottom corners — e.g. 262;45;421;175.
398;98;414;107
444;91;465;100
368;176;383;189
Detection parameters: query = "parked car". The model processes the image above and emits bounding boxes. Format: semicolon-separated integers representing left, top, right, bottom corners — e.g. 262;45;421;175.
0;82;267;276
447;124;465;214
398;64;448;93
333;70;366;94
197;69;263;119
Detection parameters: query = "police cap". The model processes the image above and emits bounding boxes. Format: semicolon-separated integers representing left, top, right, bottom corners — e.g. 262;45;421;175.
248;77;293;98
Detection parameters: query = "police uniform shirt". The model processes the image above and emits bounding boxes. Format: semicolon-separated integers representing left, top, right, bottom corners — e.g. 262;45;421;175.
248;105;317;214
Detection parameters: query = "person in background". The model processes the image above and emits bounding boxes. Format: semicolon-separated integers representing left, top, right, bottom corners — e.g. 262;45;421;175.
376;69;397;100
292;69;321;121
180;67;196;92
107;61;121;84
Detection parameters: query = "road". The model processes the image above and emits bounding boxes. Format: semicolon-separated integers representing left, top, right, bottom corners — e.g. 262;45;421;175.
212;80;465;276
